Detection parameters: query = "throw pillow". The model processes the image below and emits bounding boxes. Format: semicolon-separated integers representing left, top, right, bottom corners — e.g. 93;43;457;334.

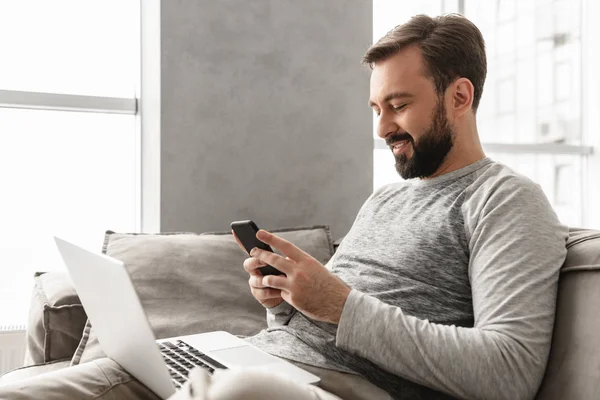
24;272;87;365
70;225;334;366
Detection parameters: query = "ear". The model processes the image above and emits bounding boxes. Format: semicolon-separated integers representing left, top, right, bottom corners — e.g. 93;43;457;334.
451;78;474;117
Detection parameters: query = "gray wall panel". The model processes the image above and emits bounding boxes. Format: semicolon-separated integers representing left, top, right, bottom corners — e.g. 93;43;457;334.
160;0;373;240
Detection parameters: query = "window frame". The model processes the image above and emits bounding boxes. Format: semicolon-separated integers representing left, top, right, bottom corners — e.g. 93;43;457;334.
139;0;161;233
0;90;135;114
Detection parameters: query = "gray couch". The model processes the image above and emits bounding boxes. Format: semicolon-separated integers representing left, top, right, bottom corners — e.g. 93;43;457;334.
1;227;599;399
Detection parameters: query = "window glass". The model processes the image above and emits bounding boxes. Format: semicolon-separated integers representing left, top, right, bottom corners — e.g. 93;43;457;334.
0;109;137;324
0;0;139;97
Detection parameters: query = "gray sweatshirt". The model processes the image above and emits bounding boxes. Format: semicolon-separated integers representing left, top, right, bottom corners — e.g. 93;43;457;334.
246;158;568;400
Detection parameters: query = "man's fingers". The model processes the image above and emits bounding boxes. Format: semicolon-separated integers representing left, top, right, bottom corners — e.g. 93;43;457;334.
249;248;293;275
256;230;309;262
251;287;282;300
243;257;266;274
262;275;289;291
248;275;267;288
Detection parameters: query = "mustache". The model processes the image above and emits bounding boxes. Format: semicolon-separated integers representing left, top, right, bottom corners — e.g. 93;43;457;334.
386;133;413;147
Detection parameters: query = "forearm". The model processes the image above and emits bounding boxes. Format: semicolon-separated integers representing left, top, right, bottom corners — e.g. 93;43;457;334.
336;290;550;400
266;301;296;328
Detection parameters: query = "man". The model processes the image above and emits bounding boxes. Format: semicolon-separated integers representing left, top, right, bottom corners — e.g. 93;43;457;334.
182;13;567;400
1;13;567;400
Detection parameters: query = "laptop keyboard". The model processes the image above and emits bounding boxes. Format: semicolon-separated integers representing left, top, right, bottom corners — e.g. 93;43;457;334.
159;340;227;389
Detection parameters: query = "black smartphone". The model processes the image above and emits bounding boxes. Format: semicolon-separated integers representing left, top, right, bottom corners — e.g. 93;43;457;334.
230;220;284;276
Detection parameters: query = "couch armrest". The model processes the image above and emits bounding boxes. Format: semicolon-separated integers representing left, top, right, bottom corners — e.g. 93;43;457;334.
24;272;87;366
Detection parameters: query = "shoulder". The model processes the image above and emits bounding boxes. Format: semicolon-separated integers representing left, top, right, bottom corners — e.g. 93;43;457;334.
465;160;547;213
461;160;559;240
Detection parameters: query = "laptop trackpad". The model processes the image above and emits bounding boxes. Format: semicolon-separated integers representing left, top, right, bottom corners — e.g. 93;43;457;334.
210;346;278;368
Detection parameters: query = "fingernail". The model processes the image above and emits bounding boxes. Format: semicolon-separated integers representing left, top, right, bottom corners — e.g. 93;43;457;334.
250;248;257;256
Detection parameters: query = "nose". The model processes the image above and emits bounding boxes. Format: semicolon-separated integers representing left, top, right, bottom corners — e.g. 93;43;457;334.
376;112;399;140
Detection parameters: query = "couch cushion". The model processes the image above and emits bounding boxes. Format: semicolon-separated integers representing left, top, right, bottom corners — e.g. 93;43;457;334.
24;272;87;365
535;228;600;399
71;226;334;366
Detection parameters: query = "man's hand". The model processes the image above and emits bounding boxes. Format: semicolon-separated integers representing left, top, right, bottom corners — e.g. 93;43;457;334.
232;230;284;309
242;229;351;324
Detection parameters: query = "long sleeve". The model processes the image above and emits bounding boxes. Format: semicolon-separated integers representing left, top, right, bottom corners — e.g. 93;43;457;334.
335;181;568;400
266;301;296;328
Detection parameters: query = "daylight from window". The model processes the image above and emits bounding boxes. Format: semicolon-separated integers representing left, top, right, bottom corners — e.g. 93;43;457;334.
0;1;140;326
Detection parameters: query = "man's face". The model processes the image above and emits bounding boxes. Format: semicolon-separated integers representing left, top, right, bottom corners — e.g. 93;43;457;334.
369;46;455;179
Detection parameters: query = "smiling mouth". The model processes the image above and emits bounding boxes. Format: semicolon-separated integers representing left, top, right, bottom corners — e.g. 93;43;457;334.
391;140;410;152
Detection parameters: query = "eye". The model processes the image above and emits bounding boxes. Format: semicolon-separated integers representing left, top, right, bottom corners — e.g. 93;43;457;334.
392;104;407;112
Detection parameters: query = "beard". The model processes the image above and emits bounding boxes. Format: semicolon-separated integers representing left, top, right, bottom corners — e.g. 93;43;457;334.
388;99;455;180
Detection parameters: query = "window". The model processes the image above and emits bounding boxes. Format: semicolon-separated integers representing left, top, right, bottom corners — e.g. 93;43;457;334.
554;163;574;206
497;77;516;115
0;1;140;326
554;62;571;102
373;0;599;229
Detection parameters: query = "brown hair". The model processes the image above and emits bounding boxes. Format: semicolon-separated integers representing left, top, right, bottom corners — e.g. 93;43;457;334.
363;14;487;112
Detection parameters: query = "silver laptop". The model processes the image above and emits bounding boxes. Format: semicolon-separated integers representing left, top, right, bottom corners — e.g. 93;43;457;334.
54;237;320;399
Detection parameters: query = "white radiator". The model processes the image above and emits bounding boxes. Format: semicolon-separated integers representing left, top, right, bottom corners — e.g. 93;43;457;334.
0;325;26;376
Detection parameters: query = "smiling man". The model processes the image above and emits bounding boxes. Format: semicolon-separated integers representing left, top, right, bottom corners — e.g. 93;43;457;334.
213;13;568;400
183;13;567;400
0;13;569;400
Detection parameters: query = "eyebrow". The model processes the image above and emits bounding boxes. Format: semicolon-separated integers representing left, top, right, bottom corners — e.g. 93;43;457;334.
368;91;415;108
